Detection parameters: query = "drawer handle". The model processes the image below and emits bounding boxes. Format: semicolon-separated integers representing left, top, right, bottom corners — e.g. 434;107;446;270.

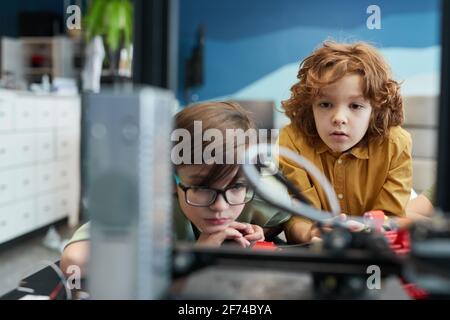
0;148;5;154
0;220;6;227
0;184;6;191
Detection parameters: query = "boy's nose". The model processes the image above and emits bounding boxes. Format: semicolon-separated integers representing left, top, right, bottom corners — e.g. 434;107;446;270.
208;193;230;212
333;117;346;126
332;108;348;126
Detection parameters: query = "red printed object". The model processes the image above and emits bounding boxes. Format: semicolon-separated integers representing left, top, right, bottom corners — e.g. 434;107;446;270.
363;210;385;232
382;224;427;299
363;210;427;299
252;241;278;251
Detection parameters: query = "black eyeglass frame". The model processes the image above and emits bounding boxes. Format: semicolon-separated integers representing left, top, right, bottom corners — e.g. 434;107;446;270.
177;181;255;207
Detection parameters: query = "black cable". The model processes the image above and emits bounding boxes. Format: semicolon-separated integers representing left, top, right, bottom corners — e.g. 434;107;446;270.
255;162;312;205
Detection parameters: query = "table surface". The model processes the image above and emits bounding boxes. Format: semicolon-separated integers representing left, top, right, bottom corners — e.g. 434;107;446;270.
1;262;411;300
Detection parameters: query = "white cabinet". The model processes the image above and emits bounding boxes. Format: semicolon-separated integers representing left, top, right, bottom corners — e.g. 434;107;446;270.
0;205;16;243
0;95;14;132
36;162;56;193
0;188;36;245
36;193;56;227
14;133;37;165
55;189;73;220
56;99;78;128
1;36;78;86
36;132;54;162
0;170;14;204
36;98;56;129
56;160;71;187
15;97;36;130
0;90;80;244
0;136;14;167
15;199;36;236
403;96;438;193
13;167;35;198
56;130;75;158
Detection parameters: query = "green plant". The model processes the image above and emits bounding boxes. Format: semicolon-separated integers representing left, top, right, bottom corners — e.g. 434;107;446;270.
84;0;133;52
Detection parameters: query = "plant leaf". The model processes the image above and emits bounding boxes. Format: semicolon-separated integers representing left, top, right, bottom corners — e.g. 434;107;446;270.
84;0;108;41
84;0;133;51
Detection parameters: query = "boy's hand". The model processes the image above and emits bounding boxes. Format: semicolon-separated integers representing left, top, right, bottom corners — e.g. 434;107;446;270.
308;213;348;240
197;226;251;248
228;222;265;243
196;221;264;248
345;219;367;232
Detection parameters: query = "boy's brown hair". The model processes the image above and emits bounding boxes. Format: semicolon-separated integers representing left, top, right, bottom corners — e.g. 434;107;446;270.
174;101;256;186
282;41;404;146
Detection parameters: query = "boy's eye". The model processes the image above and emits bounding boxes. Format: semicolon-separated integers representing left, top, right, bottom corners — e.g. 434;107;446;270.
228;183;247;190
318;102;332;109
350;103;364;110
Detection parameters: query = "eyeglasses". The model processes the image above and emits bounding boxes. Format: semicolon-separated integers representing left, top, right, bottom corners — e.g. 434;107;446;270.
175;175;254;207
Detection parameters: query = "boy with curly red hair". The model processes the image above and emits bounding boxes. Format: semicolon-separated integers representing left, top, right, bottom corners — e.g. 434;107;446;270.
278;41;412;243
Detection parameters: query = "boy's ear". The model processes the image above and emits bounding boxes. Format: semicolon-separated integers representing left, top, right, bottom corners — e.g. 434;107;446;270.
173;173;179;197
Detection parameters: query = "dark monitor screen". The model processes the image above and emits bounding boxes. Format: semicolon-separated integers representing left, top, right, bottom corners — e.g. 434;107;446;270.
436;0;450;213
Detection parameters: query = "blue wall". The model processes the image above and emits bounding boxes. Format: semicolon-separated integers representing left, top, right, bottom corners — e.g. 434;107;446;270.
0;1;63;37
178;0;441;105
0;0;87;37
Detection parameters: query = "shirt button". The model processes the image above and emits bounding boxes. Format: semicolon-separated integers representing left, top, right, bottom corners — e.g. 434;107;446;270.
338;193;344;199
337;159;343;164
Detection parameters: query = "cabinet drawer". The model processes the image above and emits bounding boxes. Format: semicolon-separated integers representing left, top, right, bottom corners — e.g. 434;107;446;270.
36;193;56;226
13;167;36;198
56;100;78;128
407;128;438;159
0;205;16;243
36;132;54;162
0;136;14;168
14;199;36;235
56;130;75;157
55;189;72;220
0;171;14;204
14;133;37;165
15;98;36;130
36;99;56;129
37;162;57;193
54;160;72;187
0;100;14;131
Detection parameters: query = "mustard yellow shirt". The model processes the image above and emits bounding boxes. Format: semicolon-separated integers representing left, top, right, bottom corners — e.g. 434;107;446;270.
278;124;412;232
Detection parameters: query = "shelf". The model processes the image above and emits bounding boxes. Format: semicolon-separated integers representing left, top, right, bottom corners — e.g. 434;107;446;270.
21;37;54;45
1;37;79;85
25;68;52;75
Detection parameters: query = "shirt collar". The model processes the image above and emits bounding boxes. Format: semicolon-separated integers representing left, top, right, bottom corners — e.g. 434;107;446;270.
316;140;329;154
315;140;369;159
349;142;369;159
